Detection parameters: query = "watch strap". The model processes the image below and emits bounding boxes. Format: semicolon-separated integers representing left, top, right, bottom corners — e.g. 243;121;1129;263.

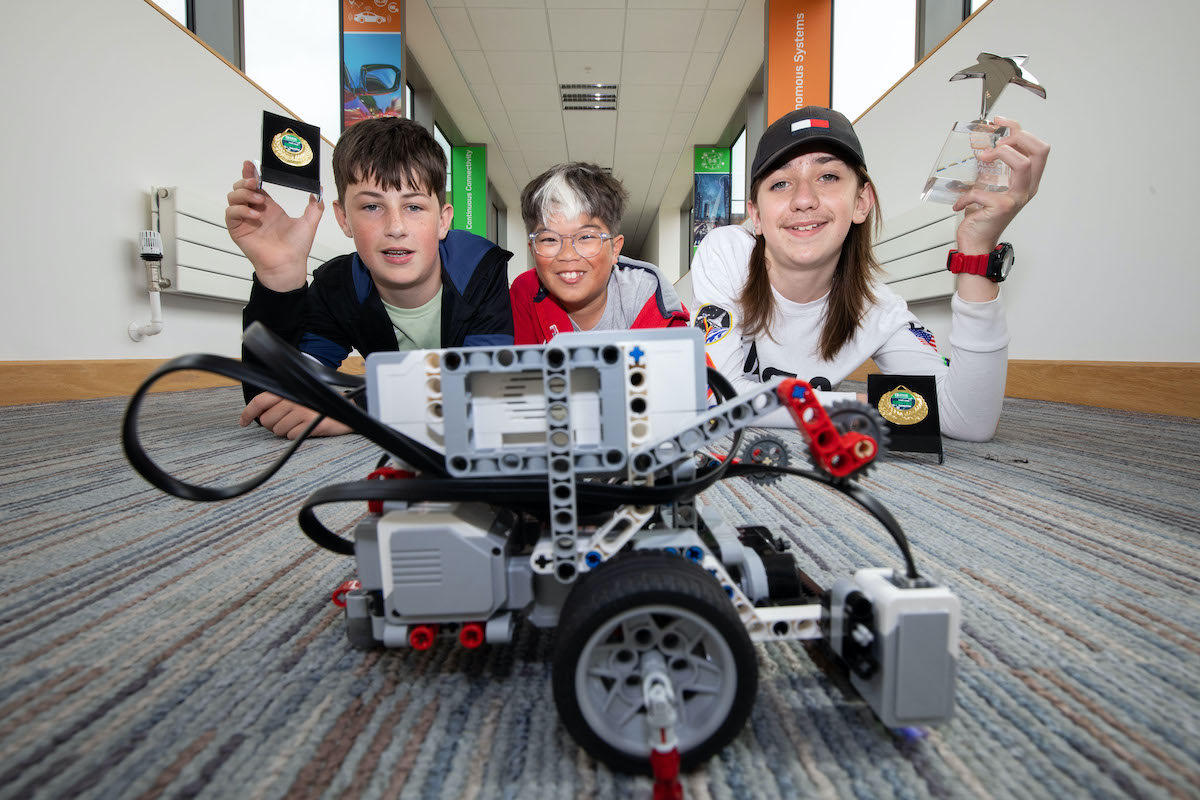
946;249;991;277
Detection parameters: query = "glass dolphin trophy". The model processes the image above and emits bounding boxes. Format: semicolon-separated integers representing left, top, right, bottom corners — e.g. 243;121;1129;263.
921;53;1047;204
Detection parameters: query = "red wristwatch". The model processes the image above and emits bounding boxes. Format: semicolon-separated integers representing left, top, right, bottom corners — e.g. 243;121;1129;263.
946;242;1014;283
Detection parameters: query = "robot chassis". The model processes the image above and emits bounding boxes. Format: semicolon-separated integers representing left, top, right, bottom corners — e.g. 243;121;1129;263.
124;325;961;779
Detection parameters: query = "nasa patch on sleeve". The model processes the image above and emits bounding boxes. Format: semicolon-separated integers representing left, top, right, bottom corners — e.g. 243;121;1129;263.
694;304;733;344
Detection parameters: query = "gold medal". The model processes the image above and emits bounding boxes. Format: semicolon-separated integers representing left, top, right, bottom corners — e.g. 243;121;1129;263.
877;385;929;426
271;128;313;167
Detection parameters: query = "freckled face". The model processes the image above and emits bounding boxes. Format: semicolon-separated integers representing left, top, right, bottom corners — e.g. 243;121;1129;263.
333;177;452;306
530;213;623;327
747;151;873;277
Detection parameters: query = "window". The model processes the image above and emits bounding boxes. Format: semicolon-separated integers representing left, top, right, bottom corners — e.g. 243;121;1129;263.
833;0;917;120
730;127;747;226
434;123;452;197
243;0;341;140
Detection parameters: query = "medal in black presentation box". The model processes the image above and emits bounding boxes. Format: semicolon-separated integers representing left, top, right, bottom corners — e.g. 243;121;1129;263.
869;374;943;464
260;111;321;195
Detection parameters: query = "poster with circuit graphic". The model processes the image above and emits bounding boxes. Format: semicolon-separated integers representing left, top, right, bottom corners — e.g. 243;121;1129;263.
693;147;732;254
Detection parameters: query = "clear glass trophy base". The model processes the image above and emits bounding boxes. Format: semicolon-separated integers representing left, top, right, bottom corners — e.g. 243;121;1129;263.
921;121;1011;204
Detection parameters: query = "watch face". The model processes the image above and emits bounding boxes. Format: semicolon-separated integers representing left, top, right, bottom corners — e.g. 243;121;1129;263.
992;244;1015;281
999;251;1014;278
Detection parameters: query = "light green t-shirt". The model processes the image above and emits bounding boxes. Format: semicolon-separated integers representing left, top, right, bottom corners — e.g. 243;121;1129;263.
382;288;442;350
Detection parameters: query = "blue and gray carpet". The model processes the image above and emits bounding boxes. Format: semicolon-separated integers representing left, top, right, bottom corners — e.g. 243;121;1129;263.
0;387;1196;799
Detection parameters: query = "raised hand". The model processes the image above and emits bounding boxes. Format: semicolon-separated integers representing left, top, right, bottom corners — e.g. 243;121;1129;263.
225;161;325;292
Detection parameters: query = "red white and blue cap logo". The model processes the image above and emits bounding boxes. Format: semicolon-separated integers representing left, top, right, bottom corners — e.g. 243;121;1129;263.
791;119;830;133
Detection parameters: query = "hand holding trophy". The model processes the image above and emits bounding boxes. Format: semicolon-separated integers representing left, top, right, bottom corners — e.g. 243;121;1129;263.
922;53;1047;204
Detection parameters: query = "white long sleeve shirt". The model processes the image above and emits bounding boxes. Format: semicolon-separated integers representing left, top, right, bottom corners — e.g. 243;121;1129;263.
690;225;1010;441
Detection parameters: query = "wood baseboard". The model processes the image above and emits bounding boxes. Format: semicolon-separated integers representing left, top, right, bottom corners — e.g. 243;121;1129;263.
0;356;367;407
845;360;1200;418
4;357;1197;418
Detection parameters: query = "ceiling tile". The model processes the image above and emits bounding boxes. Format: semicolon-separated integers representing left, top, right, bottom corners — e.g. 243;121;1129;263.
433;7;480;50
463;0;545;8
615;130;664;154
486;51;557;84
627;0;708;8
620;53;689;85
620;85;682;112
545;0;625;7
553;52;622;84
470;83;505;112
661;132;688;153
613;154;659;182
508;110;566;134
669;112;696;134
548;10;625;52
455;51;493;84
517;131;568;151
469;8;552;51
624;10;703;53
684;51;719;85
618;111;671;136
705;0;743;9
428;0;464;6
674;83;707;113
497;83;561;111
695;9;736;51
483;109;514;135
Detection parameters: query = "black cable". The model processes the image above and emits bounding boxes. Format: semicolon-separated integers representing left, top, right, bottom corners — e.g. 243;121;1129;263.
724;462;920;580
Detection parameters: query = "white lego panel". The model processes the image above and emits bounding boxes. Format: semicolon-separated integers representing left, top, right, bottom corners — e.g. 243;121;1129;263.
853;568;961;653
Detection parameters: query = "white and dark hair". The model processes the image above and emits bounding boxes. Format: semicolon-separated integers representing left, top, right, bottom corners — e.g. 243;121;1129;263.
520;162;628;233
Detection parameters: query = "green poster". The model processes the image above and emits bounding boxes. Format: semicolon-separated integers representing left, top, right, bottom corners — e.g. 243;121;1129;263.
694;147;732;174
451;145;487;237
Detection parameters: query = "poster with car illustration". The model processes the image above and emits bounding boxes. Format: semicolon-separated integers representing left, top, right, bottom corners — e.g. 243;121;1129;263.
342;0;404;131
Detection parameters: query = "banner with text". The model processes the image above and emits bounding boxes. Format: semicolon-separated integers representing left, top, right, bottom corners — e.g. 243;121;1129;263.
341;1;404;132
693;147;732;255
451;145;487;238
764;0;831;125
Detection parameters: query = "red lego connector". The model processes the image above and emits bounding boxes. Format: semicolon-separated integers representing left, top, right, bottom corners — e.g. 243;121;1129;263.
650;747;683;800
365;466;414;514
409;624;437;650
459;622;485;649
330;579;362;608
776;379;877;479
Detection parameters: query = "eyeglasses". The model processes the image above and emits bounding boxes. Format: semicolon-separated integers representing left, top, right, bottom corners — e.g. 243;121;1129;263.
529;230;616;258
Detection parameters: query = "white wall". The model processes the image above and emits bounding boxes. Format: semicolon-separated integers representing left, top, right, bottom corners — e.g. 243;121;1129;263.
0;0;349;361
855;0;1200;362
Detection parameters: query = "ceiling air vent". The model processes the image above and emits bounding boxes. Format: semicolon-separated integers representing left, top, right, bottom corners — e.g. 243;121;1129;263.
561;84;617;111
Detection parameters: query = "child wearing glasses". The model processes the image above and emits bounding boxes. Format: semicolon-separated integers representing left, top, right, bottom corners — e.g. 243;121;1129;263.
511;163;690;345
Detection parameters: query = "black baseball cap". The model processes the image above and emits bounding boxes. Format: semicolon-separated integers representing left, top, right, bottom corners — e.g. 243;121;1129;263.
750;106;866;184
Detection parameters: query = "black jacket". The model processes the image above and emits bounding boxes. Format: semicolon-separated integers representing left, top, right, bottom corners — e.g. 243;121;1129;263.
242;229;513;398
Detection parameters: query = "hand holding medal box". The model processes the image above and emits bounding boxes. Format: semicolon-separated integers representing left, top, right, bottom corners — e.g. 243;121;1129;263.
260;111;321;195
921;53;1046;205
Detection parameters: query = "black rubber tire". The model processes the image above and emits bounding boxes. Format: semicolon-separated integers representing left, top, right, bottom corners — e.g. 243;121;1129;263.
551;550;758;774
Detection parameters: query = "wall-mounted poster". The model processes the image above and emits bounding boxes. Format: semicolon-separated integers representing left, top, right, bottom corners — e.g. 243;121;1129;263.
765;0;831;124
693;147;732;254
341;1;404;132
451;145;487;238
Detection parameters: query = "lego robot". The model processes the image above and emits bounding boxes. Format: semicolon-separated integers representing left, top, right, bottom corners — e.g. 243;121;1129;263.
124;324;961;778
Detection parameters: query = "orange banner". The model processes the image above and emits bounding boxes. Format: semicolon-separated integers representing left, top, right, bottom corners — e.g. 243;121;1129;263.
765;0;832;125
343;0;402;33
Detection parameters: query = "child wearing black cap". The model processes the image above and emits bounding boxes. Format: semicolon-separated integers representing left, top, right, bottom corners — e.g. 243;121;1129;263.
690;106;1049;441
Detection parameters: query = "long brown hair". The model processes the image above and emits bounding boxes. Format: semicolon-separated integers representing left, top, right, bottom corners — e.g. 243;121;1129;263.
738;162;883;362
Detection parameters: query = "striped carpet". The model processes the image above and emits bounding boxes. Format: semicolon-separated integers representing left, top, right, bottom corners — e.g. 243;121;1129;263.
1;386;1197;799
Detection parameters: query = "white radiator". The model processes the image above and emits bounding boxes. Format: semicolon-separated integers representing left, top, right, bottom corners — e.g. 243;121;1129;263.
874;205;962;303
150;186;339;303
